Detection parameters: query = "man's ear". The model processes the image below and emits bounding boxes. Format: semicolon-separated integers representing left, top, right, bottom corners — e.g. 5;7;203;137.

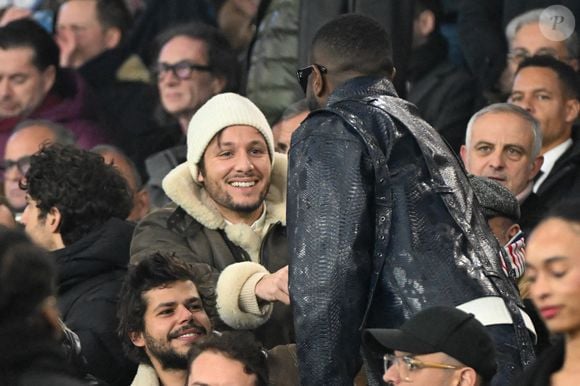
210;75;227;94
459;145;468;165
46;207;62;234
104;27;122;49
528;155;544;181
41;65;56;95
312;64;326;98
506;223;521;240
129;331;145;348
564;98;580;124
456;367;478;386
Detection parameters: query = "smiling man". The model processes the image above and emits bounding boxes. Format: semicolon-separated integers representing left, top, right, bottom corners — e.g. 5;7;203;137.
118;252;215;386
131;93;292;350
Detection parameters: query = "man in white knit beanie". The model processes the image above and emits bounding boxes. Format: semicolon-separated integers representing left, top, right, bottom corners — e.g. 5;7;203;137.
130;93;293;374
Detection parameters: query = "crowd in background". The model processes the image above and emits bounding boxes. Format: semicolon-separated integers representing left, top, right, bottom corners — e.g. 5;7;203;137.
0;1;579;386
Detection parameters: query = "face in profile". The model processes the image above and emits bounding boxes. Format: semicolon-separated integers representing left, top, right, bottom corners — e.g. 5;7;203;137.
526;218;580;335
188;351;258;386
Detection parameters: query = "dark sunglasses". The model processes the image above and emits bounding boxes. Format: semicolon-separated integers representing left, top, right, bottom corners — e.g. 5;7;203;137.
154;60;212;80
296;64;327;93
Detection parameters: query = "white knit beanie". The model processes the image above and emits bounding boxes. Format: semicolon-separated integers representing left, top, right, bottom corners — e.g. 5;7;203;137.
186;93;275;181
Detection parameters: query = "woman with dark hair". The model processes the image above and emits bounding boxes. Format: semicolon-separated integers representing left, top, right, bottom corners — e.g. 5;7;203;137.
520;200;580;385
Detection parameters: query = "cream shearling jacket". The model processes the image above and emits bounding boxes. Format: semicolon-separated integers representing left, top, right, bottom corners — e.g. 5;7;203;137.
130;153;293;348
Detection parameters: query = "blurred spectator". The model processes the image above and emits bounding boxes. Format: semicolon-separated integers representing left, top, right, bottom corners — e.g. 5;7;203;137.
407;0;481;153
56;0;171;180
0;227;87;385
211;0;259;55
20;144;137;385
0;19;108;159
364;306;497;386
521;200;580;385
2;119;74;221
144;22;237;208
501;9;579;96
245;0;302;125
186;331;269;386
132;93;293;349
460;103;546;232
92;144;150;222
457;1;580;102
0;0;58;31
508;56;580;214
126;0;215;66
272;98;308;154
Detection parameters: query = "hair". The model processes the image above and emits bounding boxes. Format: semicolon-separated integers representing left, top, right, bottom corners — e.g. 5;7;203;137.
540;199;580;230
0;227;55;324
465;103;543;160
186;331;268;386
0;18;59;71
117;252;218;364
516;55;580;100
94;0;133;41
152;22;239;92
311;14;394;78
12;119;76;146
20;144;131;246
505;8;579;60
279;99;309;122
91;144;143;190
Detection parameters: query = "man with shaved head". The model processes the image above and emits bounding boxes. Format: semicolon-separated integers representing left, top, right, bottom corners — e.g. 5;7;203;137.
287;14;534;386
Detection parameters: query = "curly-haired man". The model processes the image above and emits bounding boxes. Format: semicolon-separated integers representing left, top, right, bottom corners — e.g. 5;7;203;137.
20;143;137;386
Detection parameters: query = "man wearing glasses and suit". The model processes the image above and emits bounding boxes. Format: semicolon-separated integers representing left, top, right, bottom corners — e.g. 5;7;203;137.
144;23;238;207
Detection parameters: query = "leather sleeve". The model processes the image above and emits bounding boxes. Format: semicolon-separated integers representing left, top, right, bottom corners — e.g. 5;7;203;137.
288;114;374;385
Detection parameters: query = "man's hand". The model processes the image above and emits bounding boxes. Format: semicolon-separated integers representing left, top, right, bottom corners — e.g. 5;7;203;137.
55;27;78;68
0;7;32;27
255;265;290;305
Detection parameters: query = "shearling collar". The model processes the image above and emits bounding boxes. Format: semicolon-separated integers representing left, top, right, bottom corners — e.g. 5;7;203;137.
162;152;287;231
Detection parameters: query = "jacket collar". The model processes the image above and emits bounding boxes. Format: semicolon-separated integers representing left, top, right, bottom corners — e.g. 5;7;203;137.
162;152;287;230
327;76;398;106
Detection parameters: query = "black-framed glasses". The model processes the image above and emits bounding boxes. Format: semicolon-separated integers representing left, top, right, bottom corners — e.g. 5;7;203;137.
154;60;212;81
0;155;31;180
383;354;461;382
296;64;327;93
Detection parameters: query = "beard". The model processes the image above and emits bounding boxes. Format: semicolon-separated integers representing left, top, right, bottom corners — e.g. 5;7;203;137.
203;174;271;215
144;331;188;370
144;321;209;370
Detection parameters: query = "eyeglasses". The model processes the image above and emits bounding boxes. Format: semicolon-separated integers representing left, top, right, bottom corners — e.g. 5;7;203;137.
383;354;462;382
296;64;327;93
507;49;571;65
154;60;212;81
0;155;31;180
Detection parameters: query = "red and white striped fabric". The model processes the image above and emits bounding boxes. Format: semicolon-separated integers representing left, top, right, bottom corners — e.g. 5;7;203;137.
500;230;526;279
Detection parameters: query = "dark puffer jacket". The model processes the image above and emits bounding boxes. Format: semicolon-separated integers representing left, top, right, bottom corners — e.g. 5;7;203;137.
55;218;137;386
287;76;535;386
131;153;293;349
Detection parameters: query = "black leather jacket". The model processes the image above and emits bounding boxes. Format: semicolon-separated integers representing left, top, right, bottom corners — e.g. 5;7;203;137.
287;76;534;385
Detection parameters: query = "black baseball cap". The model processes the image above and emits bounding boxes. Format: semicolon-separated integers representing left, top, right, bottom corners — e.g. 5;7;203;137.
364;306;497;382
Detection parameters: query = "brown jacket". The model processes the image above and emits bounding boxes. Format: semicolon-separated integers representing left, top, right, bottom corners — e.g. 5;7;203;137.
130;153;293;348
